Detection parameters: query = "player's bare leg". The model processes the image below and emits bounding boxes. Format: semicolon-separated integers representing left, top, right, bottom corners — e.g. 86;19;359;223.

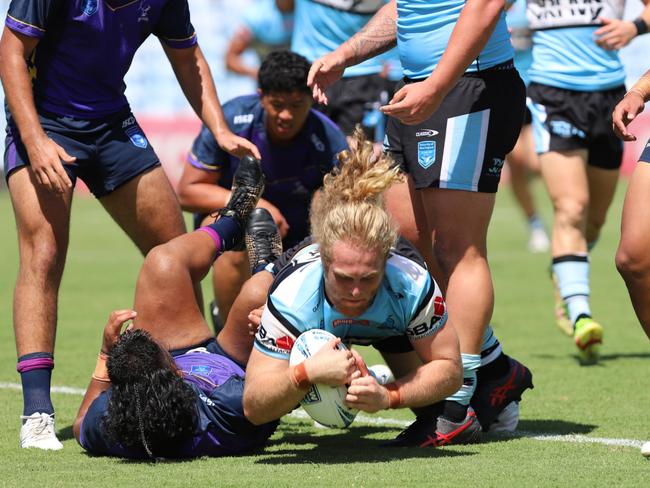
9;167;73;450
616;163;650;340
212;250;251;326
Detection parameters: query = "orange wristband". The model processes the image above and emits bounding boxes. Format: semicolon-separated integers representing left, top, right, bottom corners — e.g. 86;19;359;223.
385;382;402;409
290;363;312;390
92;352;110;383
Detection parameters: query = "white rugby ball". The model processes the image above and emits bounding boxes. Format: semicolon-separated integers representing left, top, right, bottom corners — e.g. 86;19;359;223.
289;329;358;428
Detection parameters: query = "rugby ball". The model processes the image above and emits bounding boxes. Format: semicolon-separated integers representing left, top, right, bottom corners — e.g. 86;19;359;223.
289;329;358;428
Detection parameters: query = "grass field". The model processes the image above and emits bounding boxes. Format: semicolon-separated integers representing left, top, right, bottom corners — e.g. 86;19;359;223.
0;181;648;487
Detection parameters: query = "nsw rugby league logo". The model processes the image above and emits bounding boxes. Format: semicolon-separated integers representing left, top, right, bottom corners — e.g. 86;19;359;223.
82;0;98;16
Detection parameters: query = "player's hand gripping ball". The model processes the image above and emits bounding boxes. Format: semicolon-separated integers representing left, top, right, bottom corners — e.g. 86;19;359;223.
289;329;358;428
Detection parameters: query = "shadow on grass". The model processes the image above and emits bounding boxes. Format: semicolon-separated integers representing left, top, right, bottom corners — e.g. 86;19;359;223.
256;424;476;464
484;418;597;445
58;424;75;441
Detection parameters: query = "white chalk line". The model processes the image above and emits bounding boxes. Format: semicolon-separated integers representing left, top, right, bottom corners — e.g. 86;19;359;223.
0;382;644;449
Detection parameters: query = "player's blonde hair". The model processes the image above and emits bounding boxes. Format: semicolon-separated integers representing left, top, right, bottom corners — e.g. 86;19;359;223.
310;127;403;266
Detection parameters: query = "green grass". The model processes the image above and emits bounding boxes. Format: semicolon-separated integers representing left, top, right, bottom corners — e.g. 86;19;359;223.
1;181;649;487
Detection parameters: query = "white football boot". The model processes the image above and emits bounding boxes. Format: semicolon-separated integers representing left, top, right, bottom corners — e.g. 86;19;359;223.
20;412;63;450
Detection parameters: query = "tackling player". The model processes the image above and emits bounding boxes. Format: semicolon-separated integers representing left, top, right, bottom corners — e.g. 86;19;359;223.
73;156;281;459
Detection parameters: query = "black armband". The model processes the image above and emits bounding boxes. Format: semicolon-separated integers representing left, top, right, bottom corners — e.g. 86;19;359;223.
634;18;648;36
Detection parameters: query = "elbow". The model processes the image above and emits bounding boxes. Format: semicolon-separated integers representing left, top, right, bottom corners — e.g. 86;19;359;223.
243;395;270;426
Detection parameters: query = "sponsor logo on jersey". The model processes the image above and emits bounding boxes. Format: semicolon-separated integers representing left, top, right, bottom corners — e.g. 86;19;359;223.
417;141;436;169
311;134;325;152
198;393;215;406
275;335;295;351
234;114;254;125
137;2;151;23
549;120;586;139
415;129;439;138
122;116;136;128
190;365;212;376
332;319;371;328
257;325;296;354
82;0;98;16
125;126;148;149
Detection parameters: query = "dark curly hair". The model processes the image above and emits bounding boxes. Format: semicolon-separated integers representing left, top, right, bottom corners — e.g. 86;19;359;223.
103;329;197;458
258;50;311;95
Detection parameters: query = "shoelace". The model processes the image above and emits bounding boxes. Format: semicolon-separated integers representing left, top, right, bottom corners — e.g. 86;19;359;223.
21;414;53;437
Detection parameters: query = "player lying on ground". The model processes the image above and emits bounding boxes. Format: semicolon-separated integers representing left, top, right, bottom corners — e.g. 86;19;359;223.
72;156;282;459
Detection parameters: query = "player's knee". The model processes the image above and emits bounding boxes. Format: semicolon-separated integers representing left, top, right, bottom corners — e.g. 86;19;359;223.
554;197;588;228
615;244;649;281
143;244;183;280
21;236;66;278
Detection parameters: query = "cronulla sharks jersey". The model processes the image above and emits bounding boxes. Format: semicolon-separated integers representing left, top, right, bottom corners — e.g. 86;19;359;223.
527;0;625;90
396;0;513;79
255;243;448;360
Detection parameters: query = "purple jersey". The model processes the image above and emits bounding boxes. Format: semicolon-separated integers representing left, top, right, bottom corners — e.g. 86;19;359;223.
79;343;277;459
189;94;348;247
5;0;197;118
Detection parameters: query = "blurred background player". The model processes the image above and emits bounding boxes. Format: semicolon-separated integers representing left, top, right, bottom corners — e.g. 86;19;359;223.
505;0;550;253
612;70;650;341
526;0;650;363
0;0;259;451
225;0;294;81
177;51;347;328
308;0;533;434
283;0;401;145
74;156;281;459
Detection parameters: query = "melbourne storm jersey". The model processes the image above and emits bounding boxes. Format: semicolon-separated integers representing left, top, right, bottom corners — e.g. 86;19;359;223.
527;0;625;90
255;242;448;360
189;94;348;247
80;344;277;458
396;0;513;80
5;0;197;118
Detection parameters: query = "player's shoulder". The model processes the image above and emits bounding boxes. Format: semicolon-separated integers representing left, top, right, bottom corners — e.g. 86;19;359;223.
305;109;348;153
223;94;264;130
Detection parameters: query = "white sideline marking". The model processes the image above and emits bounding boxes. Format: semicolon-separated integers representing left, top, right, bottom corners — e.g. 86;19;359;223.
1;382;644;449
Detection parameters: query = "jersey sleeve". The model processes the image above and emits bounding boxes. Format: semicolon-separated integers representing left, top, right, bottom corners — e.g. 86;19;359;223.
189;125;229;172
254;297;303;360
154;0;197;49
406;275;448;341
79;390;130;457
6;0;62;38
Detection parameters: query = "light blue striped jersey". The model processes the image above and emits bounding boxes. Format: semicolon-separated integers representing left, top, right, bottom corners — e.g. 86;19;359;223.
255;243;447;360
291;0;391;77
527;0;625;90
396;0;513;80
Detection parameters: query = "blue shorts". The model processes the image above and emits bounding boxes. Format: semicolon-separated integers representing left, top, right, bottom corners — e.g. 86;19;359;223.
4;108;159;197
639;141;650;164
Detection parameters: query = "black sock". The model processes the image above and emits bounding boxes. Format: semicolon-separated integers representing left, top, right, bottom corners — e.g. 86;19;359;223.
477;353;510;382
441;400;468;423
205;215;243;251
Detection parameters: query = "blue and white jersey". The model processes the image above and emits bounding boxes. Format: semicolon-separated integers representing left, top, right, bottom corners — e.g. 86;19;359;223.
527;0;626;90
507;0;532;85
292;0;395;77
255;242;448;360
242;0;293;47
396;0;513;80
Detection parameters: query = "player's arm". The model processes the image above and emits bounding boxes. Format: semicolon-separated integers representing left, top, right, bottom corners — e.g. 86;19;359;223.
613;70;650;141
225;26;258;80
243;337;360;425
346;321;462;412
381;0;506;124
73;310;137;443
176;160;231;213
0;27;74;192
308;1;397;105
162;43;260;160
594;0;650;51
